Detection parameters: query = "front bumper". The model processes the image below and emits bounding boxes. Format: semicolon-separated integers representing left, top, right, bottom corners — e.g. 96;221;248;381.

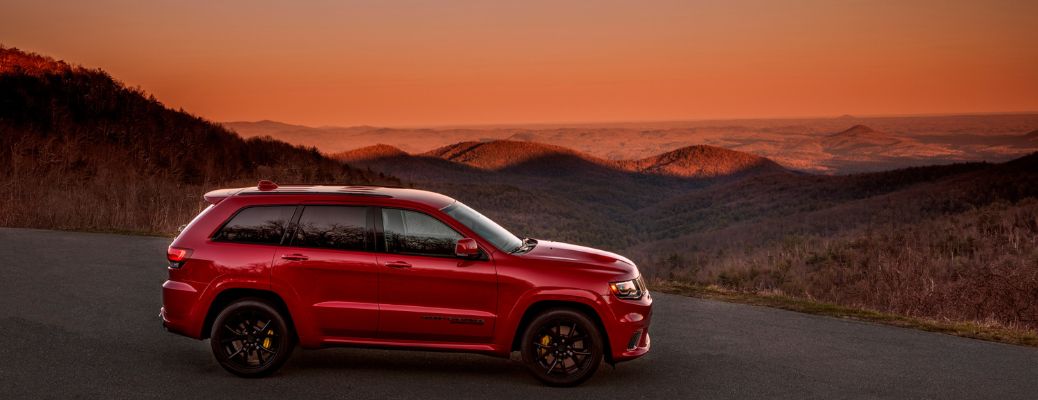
604;291;653;362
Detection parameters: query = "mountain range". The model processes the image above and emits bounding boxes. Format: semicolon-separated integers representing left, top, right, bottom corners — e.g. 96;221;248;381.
225;115;1038;174
340;140;786;179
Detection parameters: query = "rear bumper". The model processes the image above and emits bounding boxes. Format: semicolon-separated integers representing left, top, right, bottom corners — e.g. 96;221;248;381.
604;291;653;362
161;279;206;338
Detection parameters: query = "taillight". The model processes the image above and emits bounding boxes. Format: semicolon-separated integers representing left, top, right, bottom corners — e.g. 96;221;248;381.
167;246;192;268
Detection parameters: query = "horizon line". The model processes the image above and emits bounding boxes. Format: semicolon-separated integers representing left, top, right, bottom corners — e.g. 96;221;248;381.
222;110;1038;130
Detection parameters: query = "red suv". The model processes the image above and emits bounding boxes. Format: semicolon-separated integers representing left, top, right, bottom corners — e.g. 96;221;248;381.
161;181;651;386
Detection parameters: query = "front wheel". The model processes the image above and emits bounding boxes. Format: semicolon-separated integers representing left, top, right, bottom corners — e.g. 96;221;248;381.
520;309;604;387
209;299;295;377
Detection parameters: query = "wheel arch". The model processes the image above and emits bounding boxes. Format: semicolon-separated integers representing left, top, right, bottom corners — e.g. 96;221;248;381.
510;299;614;364
201;288;295;340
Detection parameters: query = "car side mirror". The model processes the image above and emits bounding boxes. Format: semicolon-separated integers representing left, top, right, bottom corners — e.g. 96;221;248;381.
455;238;480;258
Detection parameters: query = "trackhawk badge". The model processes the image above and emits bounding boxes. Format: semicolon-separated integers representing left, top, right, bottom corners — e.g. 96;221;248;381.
421;315;486;325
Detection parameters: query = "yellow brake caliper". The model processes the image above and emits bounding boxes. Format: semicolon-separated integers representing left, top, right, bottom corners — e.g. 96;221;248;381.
262;330;274;349
539;334;551;357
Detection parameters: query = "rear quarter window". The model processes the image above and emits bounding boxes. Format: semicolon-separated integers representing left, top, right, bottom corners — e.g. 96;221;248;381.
212;206;296;245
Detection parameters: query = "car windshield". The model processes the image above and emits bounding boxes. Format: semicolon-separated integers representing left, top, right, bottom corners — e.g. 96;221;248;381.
442;201;524;253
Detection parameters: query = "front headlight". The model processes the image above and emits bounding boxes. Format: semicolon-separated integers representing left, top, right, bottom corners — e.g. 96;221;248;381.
609;276;646;300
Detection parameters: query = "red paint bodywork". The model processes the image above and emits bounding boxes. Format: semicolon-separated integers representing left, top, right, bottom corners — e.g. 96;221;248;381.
161;185;651;363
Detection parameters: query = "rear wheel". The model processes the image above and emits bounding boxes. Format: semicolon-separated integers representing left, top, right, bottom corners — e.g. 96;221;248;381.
209;299;294;377
520;309;604;387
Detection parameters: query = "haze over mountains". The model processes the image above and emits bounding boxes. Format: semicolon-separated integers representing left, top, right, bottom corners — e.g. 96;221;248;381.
225;114;1038;174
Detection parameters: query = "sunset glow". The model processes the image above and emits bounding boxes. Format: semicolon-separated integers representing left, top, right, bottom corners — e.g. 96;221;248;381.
3;0;1036;126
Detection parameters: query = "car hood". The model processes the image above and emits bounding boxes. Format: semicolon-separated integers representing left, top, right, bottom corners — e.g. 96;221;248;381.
519;240;638;275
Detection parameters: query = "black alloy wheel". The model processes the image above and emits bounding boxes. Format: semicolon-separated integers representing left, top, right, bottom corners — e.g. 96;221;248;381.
210;299;294;377
520;309;604;386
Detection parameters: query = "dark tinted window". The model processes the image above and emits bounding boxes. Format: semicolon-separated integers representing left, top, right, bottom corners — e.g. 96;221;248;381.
382;209;462;257
292;206;370;251
213;206;295;244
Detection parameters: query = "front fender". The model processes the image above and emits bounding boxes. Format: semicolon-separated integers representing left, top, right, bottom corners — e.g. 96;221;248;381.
493;287;611;356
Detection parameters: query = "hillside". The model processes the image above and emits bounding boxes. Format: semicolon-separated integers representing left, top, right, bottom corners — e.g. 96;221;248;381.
422;140;613;171
342;143;409;159
631;154;1038;328
622;145;786;178
821;125;901;151
0;46;400;233
337;144;491;184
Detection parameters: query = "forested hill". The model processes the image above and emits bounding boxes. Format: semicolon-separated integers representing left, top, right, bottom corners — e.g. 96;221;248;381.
0;46;400;233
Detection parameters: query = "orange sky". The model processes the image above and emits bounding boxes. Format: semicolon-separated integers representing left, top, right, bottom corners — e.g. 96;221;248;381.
2;0;1037;127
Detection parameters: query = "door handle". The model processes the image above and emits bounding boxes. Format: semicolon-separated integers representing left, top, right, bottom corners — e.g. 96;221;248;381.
385;261;412;269
281;253;309;261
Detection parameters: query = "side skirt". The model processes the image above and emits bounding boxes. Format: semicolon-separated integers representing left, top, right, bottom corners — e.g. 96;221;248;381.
315;337;509;357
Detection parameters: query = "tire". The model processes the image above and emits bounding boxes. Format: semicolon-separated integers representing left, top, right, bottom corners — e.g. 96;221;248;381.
520;308;604;387
209;298;295;377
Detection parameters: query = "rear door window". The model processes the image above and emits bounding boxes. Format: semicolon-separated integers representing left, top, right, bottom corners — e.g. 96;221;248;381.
382;209;462;257
290;206;371;251
213;206;296;244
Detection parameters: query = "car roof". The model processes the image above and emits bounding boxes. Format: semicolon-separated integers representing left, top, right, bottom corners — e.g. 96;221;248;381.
206;182;456;209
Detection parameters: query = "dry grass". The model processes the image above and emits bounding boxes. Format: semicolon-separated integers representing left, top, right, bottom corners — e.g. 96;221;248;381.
651;280;1038;348
639;163;1038;333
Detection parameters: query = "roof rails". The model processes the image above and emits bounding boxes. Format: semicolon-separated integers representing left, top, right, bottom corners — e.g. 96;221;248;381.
239;180;394;198
264;182;408;189
237;191;392;198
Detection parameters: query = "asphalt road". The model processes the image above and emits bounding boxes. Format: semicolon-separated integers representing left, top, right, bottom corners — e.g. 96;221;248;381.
1;228;1036;399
